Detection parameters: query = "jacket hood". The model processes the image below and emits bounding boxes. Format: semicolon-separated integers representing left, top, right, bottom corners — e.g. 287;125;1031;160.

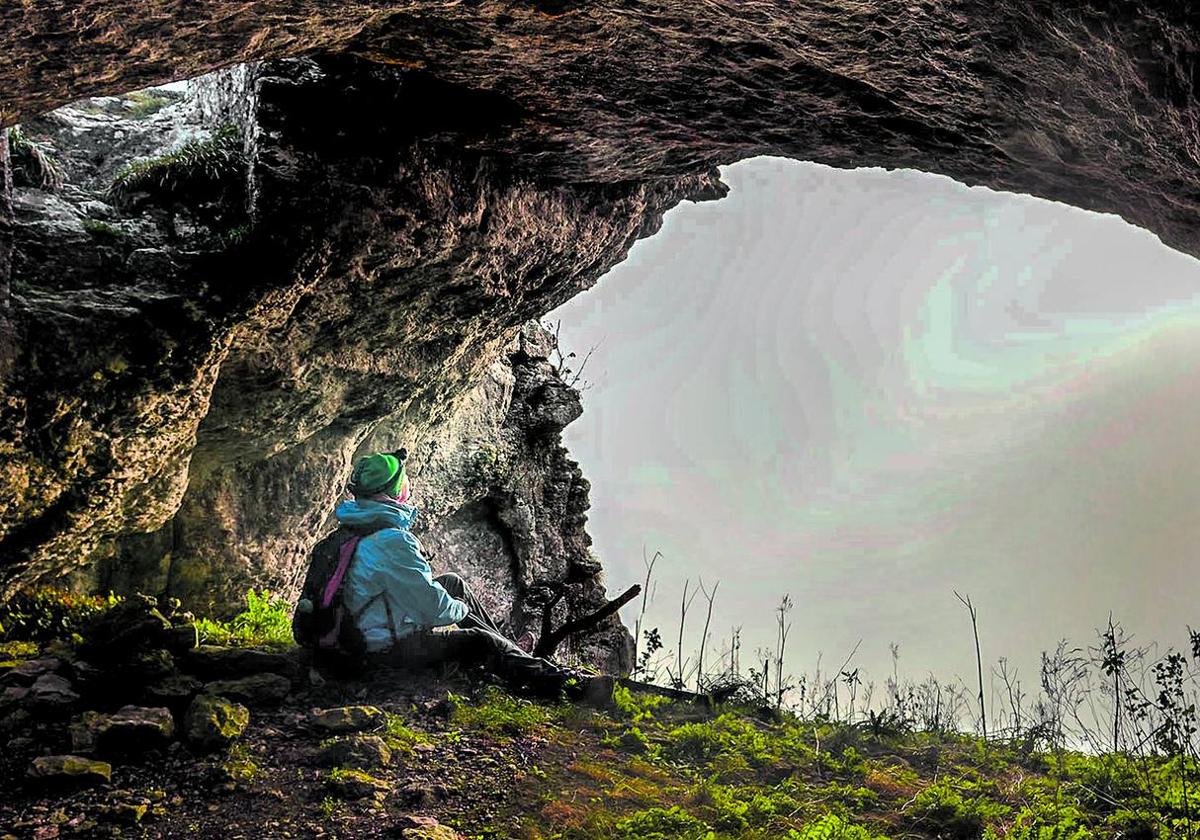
334;497;418;531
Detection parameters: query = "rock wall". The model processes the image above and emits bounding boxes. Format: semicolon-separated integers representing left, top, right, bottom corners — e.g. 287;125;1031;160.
1;58;708;667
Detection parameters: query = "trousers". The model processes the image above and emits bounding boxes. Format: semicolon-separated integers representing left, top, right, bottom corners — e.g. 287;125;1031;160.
374;572;569;695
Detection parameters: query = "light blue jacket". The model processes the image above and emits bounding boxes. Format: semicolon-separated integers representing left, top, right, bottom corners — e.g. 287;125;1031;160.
334;498;468;653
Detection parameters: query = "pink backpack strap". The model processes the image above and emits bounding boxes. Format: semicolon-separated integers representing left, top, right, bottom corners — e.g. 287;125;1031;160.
321;535;362;609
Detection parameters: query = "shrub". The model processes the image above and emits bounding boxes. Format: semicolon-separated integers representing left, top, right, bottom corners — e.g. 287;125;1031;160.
909;779;1011;839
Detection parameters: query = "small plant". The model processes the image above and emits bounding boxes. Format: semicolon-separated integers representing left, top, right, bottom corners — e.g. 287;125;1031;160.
7;126;64;191
194;589;293;647
318;796;339;817
221;743;261;784
382;713;430;755
107;124;246;237
792;813;888;840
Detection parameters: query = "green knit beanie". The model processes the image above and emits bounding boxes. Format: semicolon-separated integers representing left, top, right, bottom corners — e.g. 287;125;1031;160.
349;452;406;498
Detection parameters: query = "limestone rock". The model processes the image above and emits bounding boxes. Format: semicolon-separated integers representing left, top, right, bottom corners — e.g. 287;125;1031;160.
27;673;79;713
73;705;175;755
204;673;291;706
308;706;384;734
27;755;111;787
183;647;300;681
143;673;203;711
315;735;391;771
394;815;464;840
0;657;62;687
183;694;248;751
324;768;390;801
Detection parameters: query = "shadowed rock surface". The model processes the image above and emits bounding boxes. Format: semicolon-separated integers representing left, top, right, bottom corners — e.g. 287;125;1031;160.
2;4;1198;667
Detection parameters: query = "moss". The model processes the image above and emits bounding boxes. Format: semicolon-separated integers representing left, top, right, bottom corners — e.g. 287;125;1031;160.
221;743;261;783
81;218;124;239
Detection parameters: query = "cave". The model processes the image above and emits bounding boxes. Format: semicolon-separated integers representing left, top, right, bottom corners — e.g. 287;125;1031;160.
2;4;1198;673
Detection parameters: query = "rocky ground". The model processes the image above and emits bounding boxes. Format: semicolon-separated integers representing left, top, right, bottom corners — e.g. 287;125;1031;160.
0;596;610;840
2;594;1193;840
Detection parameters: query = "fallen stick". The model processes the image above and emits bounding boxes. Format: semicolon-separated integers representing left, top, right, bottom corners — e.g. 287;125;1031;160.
534;584;641;658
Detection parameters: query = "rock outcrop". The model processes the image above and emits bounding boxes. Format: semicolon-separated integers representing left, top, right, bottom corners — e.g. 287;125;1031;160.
0;59;697;667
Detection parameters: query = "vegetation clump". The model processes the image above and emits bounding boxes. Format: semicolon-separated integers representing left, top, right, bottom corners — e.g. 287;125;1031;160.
107;124;246;239
0;587;121;642
193;589;293;647
6;126;65;191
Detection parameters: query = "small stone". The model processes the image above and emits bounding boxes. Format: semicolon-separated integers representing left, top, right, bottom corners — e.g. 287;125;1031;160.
143;673;202;710
324;768;390;801
27;755;112;788
204;673;291;706
70;711;106;753
6;735;35;751
28;673;79;713
398;781;445;808
184;693;249;751
315;735;391;771
393;815;463;840
308;706;383;734
110;803;147;825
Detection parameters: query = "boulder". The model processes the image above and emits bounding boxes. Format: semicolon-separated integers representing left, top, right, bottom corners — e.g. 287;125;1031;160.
204;673;291;706
27;755;112;788
309;706;384;734
315;735;391;771
183;694;248;751
69;710;106;753
76;596;172;663
183;646;300;680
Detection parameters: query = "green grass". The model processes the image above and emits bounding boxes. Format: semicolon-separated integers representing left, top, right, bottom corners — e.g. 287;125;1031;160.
449;686;565;737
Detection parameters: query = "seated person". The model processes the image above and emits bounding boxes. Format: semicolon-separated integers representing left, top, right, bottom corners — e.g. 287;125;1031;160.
333;450;613;703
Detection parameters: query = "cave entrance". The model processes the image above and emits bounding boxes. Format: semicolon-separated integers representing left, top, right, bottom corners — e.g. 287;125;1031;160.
549;155;1200;689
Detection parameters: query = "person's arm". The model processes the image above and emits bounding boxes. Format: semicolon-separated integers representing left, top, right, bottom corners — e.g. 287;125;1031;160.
371;530;468;626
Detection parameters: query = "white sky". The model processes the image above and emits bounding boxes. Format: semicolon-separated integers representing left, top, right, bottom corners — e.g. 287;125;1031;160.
550;156;1200;697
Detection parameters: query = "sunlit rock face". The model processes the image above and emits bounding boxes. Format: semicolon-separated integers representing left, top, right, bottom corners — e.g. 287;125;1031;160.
0;56;712;673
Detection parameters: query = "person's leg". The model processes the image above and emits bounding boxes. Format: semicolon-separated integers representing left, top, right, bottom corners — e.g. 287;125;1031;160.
430;626;572;696
434;572;508;637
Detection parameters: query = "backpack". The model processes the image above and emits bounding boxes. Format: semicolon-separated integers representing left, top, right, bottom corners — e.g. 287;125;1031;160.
292;524;387;656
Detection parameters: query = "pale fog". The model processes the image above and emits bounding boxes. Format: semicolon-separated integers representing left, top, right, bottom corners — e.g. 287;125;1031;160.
549;156;1200;700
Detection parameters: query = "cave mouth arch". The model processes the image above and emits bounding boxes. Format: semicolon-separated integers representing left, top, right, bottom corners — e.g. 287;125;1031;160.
2;22;1198;669
549;154;1200;685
